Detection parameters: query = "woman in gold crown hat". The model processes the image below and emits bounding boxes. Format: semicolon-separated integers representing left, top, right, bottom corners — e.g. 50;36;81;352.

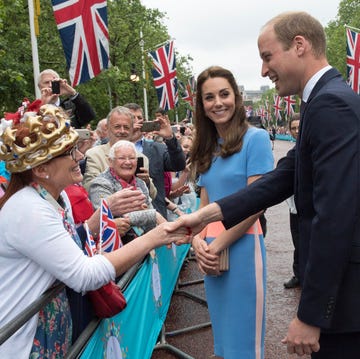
0;104;189;358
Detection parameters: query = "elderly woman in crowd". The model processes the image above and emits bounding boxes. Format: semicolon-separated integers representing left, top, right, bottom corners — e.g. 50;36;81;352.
0;104;187;359
89;140;164;236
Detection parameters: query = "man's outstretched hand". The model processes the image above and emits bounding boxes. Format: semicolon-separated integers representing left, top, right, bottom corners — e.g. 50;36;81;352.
164;202;224;245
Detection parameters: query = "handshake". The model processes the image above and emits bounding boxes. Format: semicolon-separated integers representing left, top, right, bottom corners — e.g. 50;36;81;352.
162;202;224;245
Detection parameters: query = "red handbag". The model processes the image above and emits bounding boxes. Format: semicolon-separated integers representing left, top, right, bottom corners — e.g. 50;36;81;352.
88;281;127;318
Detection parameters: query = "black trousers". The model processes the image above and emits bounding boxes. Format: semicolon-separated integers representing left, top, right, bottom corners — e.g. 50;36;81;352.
312;331;360;359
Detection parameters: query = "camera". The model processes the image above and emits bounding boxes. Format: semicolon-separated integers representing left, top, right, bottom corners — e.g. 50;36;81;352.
76;129;91;140
142;121;160;132
51;80;60;94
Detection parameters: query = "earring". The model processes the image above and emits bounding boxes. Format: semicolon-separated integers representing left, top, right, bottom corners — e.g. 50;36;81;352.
45;175;49;179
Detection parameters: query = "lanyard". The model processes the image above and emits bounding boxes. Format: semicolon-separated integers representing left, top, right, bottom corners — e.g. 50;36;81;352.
30;182;82;248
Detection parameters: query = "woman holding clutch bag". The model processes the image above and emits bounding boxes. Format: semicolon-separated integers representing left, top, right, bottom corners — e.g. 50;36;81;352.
190;66;273;358
0;104;188;359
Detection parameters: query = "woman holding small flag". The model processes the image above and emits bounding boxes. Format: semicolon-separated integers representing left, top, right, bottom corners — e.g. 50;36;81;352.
0;104;189;359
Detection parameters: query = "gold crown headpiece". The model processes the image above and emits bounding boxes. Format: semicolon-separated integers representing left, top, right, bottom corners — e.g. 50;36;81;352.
0;104;79;173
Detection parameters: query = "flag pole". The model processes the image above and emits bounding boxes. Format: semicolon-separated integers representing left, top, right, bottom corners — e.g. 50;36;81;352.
28;0;41;99
345;24;360;33
140;30;149;120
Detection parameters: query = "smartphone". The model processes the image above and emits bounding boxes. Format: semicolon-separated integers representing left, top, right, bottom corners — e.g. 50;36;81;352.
76;129;91;140
135;157;144;175
142;121;160;132
51;80;60;94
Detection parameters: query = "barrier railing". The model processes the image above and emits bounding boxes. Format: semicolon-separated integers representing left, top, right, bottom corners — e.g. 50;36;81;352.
0;282;65;345
65;261;142;359
78;244;190;358
0;245;189;359
0;261;141;354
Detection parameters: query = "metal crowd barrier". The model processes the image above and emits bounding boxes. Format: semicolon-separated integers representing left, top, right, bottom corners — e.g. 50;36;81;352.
0;261;142;358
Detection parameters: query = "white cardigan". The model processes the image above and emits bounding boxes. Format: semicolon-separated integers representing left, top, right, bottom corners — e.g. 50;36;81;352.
0;186;115;358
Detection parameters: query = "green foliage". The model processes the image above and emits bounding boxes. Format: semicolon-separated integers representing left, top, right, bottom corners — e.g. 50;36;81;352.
0;0;194;124
253;0;360;127
326;0;360;80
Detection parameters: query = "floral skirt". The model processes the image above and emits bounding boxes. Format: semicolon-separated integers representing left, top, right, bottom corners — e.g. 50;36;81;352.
30;288;72;359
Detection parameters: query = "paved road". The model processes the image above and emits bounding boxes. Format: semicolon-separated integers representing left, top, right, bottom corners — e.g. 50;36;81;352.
152;140;309;359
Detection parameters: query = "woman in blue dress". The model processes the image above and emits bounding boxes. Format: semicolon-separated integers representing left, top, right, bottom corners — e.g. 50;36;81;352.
190;66;274;359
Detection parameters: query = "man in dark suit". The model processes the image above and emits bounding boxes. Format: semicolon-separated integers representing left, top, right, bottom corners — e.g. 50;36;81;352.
170;11;360;359
124;103;186;218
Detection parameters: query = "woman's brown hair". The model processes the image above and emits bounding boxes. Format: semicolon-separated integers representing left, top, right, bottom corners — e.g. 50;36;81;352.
0;170;33;209
191;66;248;174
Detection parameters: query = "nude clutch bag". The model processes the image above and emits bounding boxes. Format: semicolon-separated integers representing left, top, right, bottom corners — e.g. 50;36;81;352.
219;247;229;271
203;222;229;272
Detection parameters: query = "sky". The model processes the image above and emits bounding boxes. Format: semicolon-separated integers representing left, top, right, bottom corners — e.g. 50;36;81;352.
141;0;341;91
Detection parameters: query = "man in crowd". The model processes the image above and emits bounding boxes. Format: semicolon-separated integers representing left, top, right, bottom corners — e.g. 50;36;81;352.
38;68;96;128
124;103;186;218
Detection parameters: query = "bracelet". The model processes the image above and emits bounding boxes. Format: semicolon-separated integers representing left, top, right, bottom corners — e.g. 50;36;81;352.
171;206;178;213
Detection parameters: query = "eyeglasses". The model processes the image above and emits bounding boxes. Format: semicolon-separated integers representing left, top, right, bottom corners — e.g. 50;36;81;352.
58;145;79;161
114;156;137;162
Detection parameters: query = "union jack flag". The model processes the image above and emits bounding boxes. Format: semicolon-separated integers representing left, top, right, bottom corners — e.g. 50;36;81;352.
52;0;110;87
258;106;266;120
283;95;296;118
100;199;122;253
346;27;360;94
273;95;282;121
84;222;97;257
245;105;253;118
179;76;196;108
149;41;178;111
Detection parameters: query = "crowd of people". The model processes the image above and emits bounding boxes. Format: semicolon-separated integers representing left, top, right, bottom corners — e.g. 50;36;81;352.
0;67;196;357
1;9;360;359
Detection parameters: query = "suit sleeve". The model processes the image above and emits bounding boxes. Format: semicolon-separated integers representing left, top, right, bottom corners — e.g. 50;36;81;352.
217;147;295;229
69;93;96;128
163;136;186;172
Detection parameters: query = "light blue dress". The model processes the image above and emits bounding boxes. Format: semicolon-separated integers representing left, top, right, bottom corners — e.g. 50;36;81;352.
198;126;274;359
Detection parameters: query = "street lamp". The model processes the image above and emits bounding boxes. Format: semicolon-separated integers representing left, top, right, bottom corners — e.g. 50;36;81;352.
130;63;140;100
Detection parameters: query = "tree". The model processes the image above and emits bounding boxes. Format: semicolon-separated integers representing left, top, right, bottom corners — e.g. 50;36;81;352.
0;0;194;125
326;0;360;79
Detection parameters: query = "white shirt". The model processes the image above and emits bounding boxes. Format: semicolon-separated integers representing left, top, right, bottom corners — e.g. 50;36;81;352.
302;65;332;102
0;187;115;358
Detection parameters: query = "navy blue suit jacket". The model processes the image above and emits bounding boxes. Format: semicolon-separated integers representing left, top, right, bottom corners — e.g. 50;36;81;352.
217;68;360;332
143;136;185;218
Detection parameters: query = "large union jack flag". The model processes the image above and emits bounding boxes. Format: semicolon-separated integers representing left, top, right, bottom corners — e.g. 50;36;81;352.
100;199;122;253
149;41;178;111
346;27;360;94
52;0;109;87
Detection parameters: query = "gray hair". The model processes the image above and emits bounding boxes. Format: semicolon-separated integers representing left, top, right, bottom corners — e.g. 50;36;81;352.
37;69;59;89
109;140;136;160
106;106;134;126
